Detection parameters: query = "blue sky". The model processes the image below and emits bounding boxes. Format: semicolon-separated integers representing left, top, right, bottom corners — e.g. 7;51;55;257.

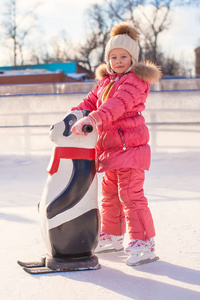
0;0;199;74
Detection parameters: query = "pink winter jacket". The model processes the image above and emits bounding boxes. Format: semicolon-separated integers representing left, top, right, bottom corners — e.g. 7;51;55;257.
71;62;161;173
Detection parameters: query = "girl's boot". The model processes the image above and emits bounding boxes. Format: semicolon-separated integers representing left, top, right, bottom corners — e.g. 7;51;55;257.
95;233;124;253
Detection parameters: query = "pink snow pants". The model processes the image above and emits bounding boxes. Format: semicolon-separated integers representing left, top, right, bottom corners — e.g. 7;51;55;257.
101;168;155;241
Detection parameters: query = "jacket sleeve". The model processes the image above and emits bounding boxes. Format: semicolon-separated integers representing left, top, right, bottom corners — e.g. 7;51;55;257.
90;75;150;125
71;84;99;112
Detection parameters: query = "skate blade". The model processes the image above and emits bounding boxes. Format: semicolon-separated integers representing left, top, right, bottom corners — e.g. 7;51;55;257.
95;247;124;254
20;254;101;275
23;264;101;275
17;260;45;268
126;256;159;267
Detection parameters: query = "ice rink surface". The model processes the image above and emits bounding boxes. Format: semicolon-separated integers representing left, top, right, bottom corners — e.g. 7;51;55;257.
0;117;200;299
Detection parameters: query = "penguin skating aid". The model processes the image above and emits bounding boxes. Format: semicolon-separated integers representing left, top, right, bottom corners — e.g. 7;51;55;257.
18;110;101;274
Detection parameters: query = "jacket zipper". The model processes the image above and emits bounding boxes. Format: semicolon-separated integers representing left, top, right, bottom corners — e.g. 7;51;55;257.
118;128;126;150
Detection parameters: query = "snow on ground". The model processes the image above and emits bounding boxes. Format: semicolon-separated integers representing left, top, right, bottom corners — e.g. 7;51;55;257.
0;124;200;300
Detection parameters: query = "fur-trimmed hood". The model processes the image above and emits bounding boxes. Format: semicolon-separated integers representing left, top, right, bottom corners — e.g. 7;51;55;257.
95;62;162;83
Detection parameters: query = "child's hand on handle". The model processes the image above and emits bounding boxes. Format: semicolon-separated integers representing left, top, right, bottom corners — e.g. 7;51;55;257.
71;115;96;136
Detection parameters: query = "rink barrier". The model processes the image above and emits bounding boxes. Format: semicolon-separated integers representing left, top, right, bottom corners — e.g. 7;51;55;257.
0;76;200;96
1;89;200;155
1;123;200;155
0;89;200;127
1;122;200;129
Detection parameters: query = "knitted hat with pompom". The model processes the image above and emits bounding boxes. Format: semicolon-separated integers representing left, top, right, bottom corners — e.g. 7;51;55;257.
105;22;140;74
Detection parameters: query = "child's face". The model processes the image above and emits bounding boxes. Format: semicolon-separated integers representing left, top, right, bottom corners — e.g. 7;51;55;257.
109;48;132;74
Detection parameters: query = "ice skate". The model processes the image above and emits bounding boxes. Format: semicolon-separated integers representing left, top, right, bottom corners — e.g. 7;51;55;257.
125;238;159;266
95;233;124;254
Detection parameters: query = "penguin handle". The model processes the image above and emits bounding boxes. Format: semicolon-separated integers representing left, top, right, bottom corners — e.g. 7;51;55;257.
82;125;93;133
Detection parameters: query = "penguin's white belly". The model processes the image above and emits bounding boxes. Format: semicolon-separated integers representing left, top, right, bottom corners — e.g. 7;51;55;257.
48;172;98;229
41;159;73;207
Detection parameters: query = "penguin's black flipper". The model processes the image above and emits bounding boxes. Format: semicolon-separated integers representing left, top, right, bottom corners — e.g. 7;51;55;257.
46;159;96;219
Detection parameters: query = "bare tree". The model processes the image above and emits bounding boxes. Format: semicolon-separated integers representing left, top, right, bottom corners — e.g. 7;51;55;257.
77;0;198;75
75;34;99;71
105;0;144;22
1;0;41;67
41;31;74;64
103;0;173;62
75;4;111;71
76;0;144;69
76;0;171;68
137;0;199;62
134;1;173;62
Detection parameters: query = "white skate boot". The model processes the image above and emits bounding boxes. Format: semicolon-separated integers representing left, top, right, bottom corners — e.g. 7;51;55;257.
125;238;159;266
95;233;124;254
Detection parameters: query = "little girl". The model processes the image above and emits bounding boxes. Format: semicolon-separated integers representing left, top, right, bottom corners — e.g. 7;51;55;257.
71;21;162;266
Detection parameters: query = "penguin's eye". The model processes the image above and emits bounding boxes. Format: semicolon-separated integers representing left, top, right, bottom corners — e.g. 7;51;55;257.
63;114;77;136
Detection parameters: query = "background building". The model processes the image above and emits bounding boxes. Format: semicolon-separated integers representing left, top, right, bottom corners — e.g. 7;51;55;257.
195;47;200;77
0;62;94;85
